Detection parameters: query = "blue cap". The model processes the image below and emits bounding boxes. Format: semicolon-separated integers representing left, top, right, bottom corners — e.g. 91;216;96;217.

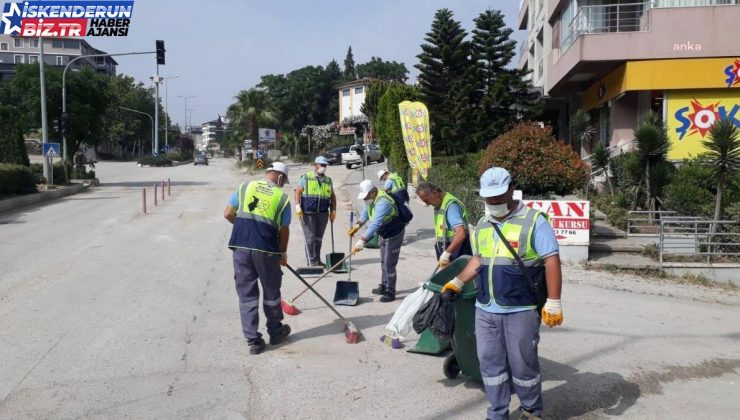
315;156;329;165
479;167;511;198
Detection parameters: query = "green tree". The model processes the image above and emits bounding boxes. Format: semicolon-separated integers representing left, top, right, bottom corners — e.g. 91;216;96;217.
226;88;276;151
703;119;740;231
100;75;156;158
591;142;614;195
343;46;356;81
415;9;471;155
376;83;421;179
0;105;30;166
633;111;671;213
569;109;596;157
360;80;390;138
356;57;408;82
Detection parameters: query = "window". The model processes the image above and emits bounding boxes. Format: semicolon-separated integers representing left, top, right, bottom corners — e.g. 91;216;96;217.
355;87;363;94
14;38;23;48
342;89;350;97
29;39;38;48
56;56;64;65
63;40;79;49
0;43;7;51
28;55;38;64
14;55;24;64
52;39;63;48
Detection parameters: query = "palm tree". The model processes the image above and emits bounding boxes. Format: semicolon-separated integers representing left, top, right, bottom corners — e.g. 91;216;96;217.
633;111;671;213
570;109;597;157
703;119;740;233
591;142;614;195
226;88;276;154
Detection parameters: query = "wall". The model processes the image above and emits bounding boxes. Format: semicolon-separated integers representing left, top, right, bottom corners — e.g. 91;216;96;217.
609;91;639;148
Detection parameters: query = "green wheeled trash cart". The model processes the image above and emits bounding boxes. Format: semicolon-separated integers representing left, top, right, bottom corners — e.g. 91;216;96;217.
422;255;481;382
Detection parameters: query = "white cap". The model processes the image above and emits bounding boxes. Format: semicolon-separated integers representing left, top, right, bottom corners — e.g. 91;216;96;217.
315;156;329;165
267;161;290;183
357;179;375;200
377;169;388;180
479;167;511;198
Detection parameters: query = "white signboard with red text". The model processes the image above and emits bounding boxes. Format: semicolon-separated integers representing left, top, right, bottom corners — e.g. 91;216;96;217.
523;200;590;244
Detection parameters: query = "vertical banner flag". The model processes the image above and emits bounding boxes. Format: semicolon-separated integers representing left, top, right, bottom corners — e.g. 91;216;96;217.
398;101;432;180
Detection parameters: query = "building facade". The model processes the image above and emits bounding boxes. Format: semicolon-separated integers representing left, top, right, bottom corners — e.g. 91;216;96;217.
201;117;226;150
337;78;369;122
0;35;117;81
519;0;740;160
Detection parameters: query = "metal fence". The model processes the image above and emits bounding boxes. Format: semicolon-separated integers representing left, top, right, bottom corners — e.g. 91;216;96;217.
659;219;740;263
563;2;652;50
627;210;677;236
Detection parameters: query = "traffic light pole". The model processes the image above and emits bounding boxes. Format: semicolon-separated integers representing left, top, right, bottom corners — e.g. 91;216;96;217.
62;51;155;165
38;36;50;183
154;64;160;156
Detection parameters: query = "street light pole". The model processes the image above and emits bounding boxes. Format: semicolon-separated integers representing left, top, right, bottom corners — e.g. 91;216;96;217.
160;75;179;152
118;106;154;157
38;36;50;183
177;95;194;134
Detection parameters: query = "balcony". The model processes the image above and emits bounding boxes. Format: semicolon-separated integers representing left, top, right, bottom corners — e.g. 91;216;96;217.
562;2;651;53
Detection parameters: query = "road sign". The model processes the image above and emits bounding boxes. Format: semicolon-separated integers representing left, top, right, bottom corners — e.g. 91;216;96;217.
256;150;265;159
258;128;276;143
43;143;61;158
256;159;264;169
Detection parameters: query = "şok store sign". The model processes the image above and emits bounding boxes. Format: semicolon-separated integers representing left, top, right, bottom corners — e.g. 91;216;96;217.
666;89;740;160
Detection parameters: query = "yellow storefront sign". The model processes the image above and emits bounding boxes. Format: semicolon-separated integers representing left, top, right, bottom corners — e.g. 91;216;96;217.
665;89;740;160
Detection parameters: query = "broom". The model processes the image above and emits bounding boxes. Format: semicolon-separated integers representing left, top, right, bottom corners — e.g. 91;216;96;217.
281;253;353;315
285;264;362;344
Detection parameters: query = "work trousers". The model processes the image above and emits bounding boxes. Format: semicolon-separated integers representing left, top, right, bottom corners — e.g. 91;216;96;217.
232;248;284;341
379;229;404;294
475;308;543;420
301;212;329;265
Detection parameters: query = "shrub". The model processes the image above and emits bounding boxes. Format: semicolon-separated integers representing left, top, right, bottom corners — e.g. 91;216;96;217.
376;83;421;179
478;122;589;196
0;163;38;195
0;105;30;166
29;163;45;184
592;195;629;231
426;152;484;223
137;155;173;167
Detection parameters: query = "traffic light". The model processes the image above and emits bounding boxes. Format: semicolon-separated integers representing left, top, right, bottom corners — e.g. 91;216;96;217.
156;40;165;65
60;112;71;136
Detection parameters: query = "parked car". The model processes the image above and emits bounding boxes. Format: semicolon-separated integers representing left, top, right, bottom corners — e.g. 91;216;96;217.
341;144;384;169
324;146;350;165
194;153;209;166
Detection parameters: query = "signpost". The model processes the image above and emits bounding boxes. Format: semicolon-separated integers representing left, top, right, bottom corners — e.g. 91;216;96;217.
43;143;61;187
255;150;265;160
256;159;264;169
523;200;590;244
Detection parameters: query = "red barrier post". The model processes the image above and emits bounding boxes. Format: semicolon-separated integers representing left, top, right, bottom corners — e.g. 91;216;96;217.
142;188;147;214
161;181;165;200
168;178;171;196
154;184;158;206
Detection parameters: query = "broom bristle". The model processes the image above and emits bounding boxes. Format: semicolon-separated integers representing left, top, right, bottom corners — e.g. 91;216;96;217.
281;299;300;316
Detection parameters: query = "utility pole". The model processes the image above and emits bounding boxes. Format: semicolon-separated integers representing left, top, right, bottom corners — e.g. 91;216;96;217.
154;40;166;156
38;36;50;183
162;75;179;151
177;95;194;134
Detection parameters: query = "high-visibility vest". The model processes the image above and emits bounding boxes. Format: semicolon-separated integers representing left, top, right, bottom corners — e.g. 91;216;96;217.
472;207;546;308
386;173;405;193
300;171;332;213
368;191;404;239
228;180;289;254
434;193;472;257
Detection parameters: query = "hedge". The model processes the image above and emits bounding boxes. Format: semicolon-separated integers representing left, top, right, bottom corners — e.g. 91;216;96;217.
0;163;38;195
138;155;173;166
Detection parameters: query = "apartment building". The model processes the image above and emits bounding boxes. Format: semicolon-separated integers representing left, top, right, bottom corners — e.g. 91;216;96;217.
519;0;740;160
0;35;117;81
201;117;226;150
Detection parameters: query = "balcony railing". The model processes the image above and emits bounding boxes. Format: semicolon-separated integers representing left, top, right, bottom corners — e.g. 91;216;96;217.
562;2;652;52
654;0;739;7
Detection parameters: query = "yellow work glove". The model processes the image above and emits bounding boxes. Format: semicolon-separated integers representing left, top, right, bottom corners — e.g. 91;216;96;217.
541;299;563;327
438;251;452;269
441;277;464;294
347;225;360;237
280;252;287;267
329;211;336;223
352;239;365;255
295;204;303;220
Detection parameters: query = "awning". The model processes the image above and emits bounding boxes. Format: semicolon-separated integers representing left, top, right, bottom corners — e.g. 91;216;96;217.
581;57;740;111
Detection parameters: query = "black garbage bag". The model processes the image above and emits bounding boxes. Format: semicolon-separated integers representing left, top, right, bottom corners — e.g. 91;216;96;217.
412;292;456;340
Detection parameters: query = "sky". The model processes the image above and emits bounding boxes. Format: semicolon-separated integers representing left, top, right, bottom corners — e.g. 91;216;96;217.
91;0;523;129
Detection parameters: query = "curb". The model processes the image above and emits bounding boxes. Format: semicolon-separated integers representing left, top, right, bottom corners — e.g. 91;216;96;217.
0;181;95;213
138;160;194;168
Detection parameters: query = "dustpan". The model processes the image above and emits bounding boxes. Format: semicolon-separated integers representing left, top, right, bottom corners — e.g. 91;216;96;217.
325;221;348;273
334;211;359;305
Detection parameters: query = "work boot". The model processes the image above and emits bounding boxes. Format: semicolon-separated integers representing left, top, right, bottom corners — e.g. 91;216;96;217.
518;409;542;420
379;292;396;303
372;284;386;295
247;338;266;355
312;261;325;268
269;324;291;345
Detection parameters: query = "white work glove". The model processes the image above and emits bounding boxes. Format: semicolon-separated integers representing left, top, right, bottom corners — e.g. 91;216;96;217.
352;239;366;254
438;251;452;268
295;204;303;219
541;299;563;327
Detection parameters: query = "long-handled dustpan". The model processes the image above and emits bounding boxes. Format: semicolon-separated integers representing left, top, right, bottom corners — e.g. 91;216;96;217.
325;220;347;273
333;211;359;305
296;216;324;276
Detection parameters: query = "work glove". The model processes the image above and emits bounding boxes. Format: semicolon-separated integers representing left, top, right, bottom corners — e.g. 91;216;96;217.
295;204;303;220
347;225;360;237
352;239;366;255
280;252;287;267
330;211;336;223
541;299;563;328
438;251;452;269
441;277;465;294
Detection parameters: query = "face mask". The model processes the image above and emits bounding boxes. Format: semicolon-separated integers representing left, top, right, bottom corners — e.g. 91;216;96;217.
485;203;510;218
317;167;326;175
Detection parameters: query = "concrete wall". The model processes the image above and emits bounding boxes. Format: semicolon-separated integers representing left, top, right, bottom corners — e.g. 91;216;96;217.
609;91;639;148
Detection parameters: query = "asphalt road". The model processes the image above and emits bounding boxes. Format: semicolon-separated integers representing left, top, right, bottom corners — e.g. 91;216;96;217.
1;157;739;419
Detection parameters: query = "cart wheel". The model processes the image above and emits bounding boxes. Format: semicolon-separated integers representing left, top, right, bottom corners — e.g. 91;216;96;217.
443;354;460;379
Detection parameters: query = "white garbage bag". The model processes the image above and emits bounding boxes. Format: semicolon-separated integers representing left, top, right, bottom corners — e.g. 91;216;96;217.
385;285;433;339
